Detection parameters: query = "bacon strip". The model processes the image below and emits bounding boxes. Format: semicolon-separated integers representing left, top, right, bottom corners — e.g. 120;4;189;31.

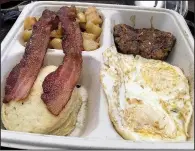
3;10;58;103
41;6;83;116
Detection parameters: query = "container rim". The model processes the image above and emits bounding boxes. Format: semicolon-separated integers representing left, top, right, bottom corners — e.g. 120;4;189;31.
1;130;194;149
1;1;194;57
1;1;194;149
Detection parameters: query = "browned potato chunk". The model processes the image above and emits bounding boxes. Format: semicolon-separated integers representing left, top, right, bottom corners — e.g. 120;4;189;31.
24;17;37;30
76;18;80;23
36;17;40;21
85;6;97;16
76;8;83;14
86;12;102;25
86;21;94;33
50;23;63;38
85;6;102;25
24;42;27;47
77;12;86;23
83;39;99;51
91;24;102;38
50;29;62;38
82;32;96;40
58;22;63;33
86;21;102;38
23;30;32;42
85;21;93;32
50;38;62;49
96;36;100;43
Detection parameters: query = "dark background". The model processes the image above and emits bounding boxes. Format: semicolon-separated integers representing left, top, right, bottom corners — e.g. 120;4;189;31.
0;0;194;150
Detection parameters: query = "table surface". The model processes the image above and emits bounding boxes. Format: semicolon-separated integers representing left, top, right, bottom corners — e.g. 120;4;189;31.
1;0;194;150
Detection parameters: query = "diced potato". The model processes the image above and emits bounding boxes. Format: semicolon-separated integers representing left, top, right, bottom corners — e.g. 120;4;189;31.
50;30;60;38
79;23;86;30
85;6;97;16
82;32;96;40
48;39;54;49
36;17;40;21
58;22;62;32
85;6;102;25
76;8;83;13
50;38;62;49
85;21;94;32
24;42;27;47
83;39;99;51
76;18;80;23
50;23;63;38
86;21;102;38
91;24;102;38
96;36;100;43
58;21;62;27
24;17;37;30
23;30;32;42
86;12;102;25
77;12;86;23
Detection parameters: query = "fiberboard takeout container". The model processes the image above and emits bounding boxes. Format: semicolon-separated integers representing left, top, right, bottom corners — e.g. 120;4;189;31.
1;1;194;149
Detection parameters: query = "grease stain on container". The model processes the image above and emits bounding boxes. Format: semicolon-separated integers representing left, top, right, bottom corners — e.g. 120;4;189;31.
183;30;189;37
111;19;116;34
130;15;136;27
150;16;154;28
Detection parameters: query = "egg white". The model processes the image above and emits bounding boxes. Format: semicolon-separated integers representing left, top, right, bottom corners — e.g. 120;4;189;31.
100;46;193;141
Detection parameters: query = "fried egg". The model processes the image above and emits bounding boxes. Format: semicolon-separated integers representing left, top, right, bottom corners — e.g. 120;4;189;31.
100;46;193;141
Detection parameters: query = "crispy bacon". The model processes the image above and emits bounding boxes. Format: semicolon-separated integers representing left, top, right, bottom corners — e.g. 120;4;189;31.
41;6;83;115
3;10;58;103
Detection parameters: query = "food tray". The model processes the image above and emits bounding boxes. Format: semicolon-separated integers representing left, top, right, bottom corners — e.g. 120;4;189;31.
1;1;194;149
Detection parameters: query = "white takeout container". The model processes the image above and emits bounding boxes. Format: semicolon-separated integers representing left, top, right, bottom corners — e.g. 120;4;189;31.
1;1;194;149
